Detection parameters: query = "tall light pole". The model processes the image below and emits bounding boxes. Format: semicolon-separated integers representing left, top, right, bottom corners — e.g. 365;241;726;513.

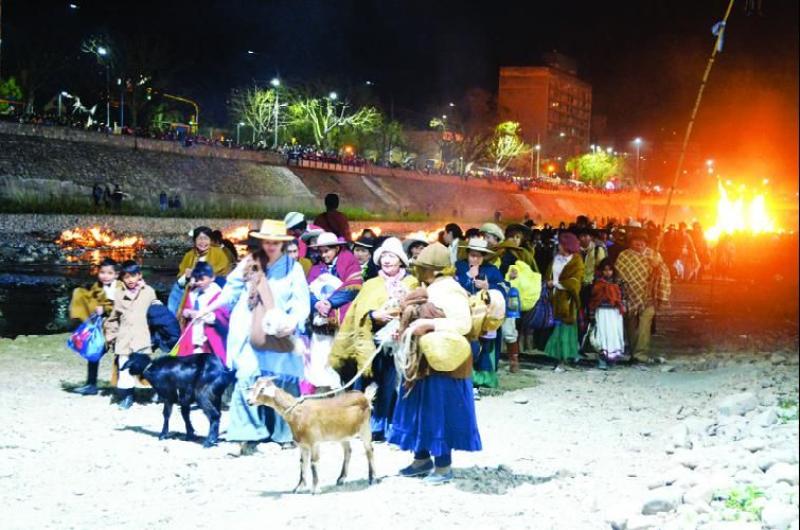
97;46;110;128
57;91;71;119
535;140;541;179
634;137;642;185
271;77;280;148
236;122;244;145
118;78;125;128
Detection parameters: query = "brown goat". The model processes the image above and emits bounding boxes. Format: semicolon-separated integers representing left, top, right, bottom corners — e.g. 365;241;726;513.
247;377;377;494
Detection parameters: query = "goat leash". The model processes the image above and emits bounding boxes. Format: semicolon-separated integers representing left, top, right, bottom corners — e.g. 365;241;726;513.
281;340;387;415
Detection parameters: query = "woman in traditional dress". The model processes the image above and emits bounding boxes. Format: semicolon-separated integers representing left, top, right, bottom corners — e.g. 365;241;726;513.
203;219;310;455
305;232;362;391
330;237;417;441
390;243;482;484
454;238;506;389
544;231;585;371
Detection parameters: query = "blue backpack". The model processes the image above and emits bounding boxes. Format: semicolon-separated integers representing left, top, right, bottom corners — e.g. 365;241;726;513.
67;315;107;363
525;281;554;331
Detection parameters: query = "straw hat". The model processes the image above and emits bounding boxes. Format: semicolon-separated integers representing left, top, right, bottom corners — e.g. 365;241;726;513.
479;222;505;242
414;242;451;269
309;231;347;248
283;211;305;230
373;237;409;266
251;219;294;241
460;237;496;255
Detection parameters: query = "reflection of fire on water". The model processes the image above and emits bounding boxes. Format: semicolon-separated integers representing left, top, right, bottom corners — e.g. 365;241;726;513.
57;227;146;263
704;181;779;243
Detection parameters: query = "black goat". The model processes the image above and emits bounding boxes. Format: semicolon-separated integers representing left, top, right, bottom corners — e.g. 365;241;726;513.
121;353;234;448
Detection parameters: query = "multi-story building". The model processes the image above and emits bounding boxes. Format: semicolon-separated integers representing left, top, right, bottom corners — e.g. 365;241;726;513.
498;55;592;161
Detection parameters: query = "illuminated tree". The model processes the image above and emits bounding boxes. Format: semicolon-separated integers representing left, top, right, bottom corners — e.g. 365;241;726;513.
0;77;23;114
230;86;281;145
288;95;380;148
487;121;530;174
565;152;624;185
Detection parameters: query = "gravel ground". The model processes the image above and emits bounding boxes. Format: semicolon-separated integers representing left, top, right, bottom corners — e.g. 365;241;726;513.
1;334;797;530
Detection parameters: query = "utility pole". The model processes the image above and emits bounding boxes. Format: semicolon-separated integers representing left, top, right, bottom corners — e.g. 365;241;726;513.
0;0;3;80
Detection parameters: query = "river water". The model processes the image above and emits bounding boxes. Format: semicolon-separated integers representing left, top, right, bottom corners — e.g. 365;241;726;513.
0;257;178;337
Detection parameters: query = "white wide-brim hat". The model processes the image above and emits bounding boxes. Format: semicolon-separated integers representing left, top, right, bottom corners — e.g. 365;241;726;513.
309;231;347;248
460;237;496;255
373;237;409;266
250;219;294;241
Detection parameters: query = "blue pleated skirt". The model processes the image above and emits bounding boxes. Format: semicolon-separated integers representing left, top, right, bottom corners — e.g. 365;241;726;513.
388;374;482;457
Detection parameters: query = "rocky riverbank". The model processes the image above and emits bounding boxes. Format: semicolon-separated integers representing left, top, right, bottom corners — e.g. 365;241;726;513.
0;334;797;530
0;213;442;264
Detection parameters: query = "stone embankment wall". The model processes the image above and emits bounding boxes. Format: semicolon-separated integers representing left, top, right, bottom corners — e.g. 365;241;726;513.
5;123;794;226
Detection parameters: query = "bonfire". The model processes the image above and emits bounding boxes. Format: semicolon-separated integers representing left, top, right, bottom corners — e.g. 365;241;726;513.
56;227;145;249
704;181;779;243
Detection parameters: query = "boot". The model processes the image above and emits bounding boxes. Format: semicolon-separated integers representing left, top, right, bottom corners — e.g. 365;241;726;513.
507;341;520;373
76;361;100;395
117;388;134;410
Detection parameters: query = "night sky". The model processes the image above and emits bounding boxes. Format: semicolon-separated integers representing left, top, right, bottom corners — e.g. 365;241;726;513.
3;0;798;182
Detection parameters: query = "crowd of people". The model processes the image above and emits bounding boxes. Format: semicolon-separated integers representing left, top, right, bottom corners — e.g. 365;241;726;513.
65;192;685;483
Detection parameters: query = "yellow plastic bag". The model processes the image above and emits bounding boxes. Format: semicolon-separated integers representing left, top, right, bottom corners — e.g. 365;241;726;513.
506;261;542;311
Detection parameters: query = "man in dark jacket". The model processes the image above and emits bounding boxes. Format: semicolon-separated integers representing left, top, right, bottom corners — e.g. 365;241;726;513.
314;193;352;242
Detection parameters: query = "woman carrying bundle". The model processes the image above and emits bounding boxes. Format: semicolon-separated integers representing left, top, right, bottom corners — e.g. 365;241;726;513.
390;243;482;484
330;237;417;441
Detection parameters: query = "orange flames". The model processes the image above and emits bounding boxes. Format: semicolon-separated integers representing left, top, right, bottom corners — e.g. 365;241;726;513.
705;181;778;243
350;226;383;241
56;227;145;249
404;228;444;243
223;225;252;242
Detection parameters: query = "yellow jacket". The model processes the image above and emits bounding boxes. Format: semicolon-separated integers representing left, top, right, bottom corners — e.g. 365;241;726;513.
69;280;124;322
330;273;418;375
177;246;232;280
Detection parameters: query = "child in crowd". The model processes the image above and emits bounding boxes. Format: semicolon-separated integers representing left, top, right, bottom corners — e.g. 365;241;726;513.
104;260;157;409
588;257;626;370
69;257;122;395
177;262;228;364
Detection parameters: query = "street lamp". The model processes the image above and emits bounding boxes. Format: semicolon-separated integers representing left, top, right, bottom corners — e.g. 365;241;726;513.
271;78;281;148
96;46;111;128
57;91;72;118
633;137;642;185
236;122;245;145
328;91;338;100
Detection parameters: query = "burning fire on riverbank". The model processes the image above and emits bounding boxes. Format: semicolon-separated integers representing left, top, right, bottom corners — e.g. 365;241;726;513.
56;227;145;249
704;181;780;243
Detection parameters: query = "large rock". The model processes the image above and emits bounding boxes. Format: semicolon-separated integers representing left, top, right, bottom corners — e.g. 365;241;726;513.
717;392;759;416
761;500;798;530
766;463;800;486
759;451;800;472
668;423;693;449
641;486;682;515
